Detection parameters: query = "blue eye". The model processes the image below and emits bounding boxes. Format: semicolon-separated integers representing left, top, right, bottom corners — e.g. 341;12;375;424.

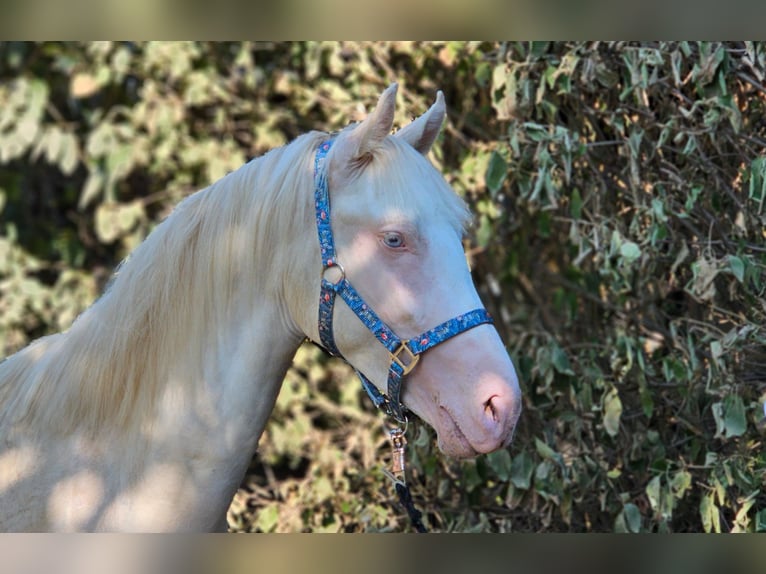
383;232;405;249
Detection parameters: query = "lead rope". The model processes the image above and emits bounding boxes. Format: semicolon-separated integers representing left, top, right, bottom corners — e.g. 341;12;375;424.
382;425;428;533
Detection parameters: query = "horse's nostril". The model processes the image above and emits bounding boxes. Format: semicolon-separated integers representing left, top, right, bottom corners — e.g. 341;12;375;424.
483;391;520;432
484;396;499;423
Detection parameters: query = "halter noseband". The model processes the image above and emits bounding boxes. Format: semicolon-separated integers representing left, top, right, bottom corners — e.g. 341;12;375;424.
313;138;493;423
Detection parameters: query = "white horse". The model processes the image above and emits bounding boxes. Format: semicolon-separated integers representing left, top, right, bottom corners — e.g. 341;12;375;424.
0;84;521;531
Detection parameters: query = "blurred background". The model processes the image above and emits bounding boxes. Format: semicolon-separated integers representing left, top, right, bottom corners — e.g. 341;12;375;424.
0;41;764;532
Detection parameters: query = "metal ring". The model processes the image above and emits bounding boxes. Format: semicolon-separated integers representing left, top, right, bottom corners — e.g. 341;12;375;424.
387;413;408;435
321;260;346;286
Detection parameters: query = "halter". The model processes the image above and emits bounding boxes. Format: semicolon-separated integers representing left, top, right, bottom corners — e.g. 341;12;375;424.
313;138;493;423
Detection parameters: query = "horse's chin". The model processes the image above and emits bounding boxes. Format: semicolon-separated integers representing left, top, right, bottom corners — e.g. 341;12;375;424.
434;407;481;459
437;438;479;459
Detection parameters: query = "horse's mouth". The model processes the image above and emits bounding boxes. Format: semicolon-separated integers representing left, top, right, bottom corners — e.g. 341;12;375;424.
436;406;480;459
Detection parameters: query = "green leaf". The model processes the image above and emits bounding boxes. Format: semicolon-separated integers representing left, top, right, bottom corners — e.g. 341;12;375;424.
26;78;49;118
412;424;431;448
749;157;766;202
534;437;559;463
485;150;508;196
596;63;620;88
529;41;550;59
94;201;145;244
646;475;662;512
639;381;654;419
475;61;492;88
509;451;535;489
570;188;583;219
727;255;745;283
476;214;492;248
59;132;80;175
603;386;623;437
700;492;721;533
79;170;103;210
671;470;692;499
461;460;484;492
651;198;668;223
523;122;550;142
491;64;516;121
111;46;132;80
619;241;641;264
623;503;642;533
722;394;747;438
486;448;512;482
313;475;334;502
43;126;63;164
256;504;279;532
551;345;574;375
535;459;552;482
756;508;766;532
711;401;726;437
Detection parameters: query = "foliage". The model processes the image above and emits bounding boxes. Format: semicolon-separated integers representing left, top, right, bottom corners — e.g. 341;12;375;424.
1;41;764;532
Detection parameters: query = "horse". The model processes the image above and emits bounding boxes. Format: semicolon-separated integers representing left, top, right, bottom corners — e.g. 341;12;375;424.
0;83;521;531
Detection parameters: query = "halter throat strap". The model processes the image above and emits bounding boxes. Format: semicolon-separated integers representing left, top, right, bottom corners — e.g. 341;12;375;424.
313;138;493;422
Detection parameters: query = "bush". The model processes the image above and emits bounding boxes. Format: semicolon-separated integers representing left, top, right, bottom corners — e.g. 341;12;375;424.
1;41;764;532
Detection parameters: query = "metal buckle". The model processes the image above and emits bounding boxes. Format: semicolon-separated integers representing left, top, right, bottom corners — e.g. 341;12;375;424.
388;426;408;482
390;341;420;375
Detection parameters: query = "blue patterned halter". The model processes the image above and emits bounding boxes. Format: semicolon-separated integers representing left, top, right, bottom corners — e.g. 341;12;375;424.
313;138;493;423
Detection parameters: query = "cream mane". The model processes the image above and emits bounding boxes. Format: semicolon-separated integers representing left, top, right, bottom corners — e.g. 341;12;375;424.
0;131;326;437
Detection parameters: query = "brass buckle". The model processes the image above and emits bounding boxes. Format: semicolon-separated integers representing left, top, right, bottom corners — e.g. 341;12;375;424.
390;341;420;375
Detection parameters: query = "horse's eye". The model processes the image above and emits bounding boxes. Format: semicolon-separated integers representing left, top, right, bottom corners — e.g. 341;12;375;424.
382;232;405;249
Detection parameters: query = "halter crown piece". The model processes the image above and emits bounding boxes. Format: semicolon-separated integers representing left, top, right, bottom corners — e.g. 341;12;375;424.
313;138;494;423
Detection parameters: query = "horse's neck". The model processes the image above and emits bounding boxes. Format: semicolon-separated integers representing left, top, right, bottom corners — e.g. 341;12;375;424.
142;302;300;459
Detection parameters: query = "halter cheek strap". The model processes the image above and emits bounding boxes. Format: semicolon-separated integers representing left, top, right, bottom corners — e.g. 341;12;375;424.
313;138;493;423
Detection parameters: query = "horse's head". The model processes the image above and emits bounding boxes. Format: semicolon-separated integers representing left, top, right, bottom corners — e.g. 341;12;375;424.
295;84;521;458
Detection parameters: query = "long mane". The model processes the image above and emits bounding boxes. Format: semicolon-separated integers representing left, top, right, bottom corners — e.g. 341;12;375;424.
0;131;326;437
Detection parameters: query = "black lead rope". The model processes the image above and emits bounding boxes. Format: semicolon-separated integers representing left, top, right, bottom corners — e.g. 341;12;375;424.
394;481;428;533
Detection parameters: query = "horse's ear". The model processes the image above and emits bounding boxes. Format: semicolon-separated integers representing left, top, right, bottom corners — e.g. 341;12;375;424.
341;83;398;159
395;91;446;155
